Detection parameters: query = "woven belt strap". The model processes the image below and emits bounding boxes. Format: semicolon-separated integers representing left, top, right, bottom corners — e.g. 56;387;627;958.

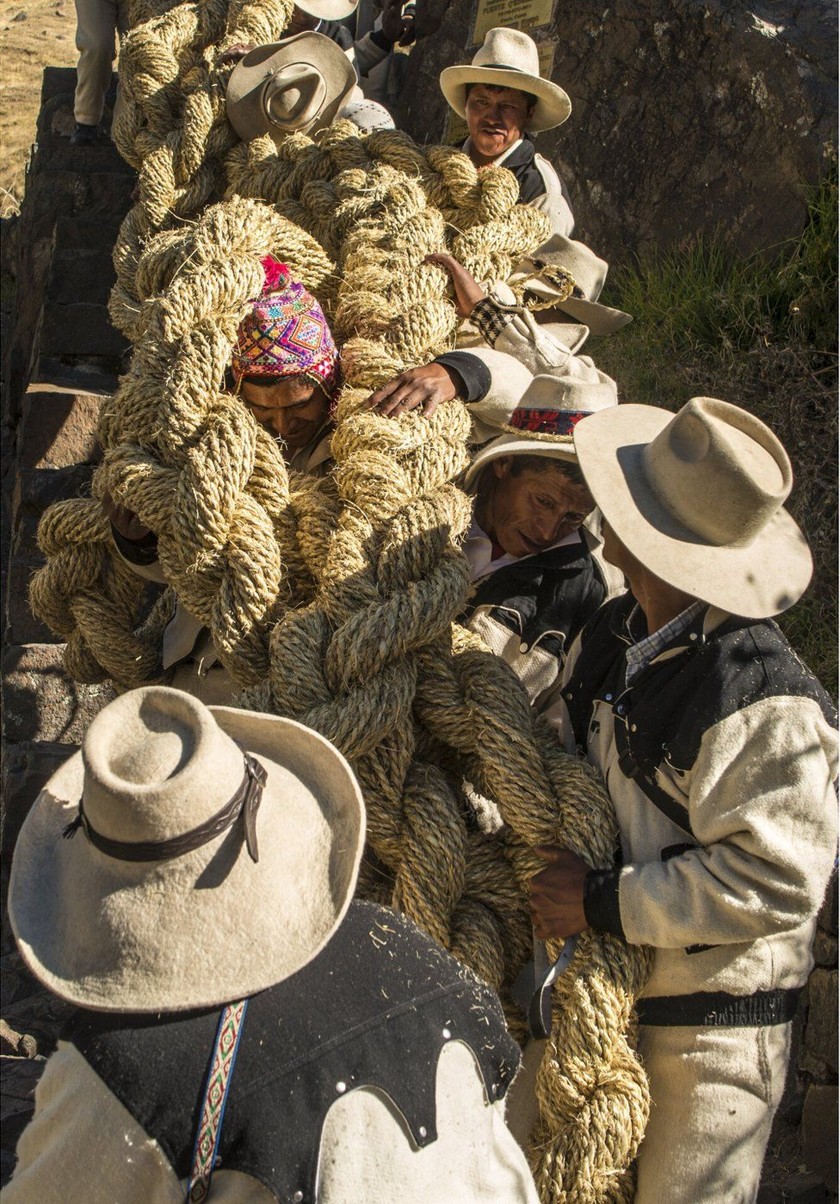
636;987;801;1028
186;998;248;1203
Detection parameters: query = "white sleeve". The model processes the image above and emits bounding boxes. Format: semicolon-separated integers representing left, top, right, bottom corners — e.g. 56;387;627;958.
5;1043;281;1204
530;155;575;237
316;1040;540;1203
618;696;840;949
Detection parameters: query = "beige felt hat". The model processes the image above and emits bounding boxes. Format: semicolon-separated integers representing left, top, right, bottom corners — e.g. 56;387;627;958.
226;33;356;144
573;397;813;618
297;0;358;18
465;368;618;489
440;28;571;134
508;233;632;335
8;687;365;1013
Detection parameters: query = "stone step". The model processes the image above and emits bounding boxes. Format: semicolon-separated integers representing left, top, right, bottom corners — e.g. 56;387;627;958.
40;301;128;362
1;644;116;748
6;464;98;646
17;380;108;471
47;216;122;308
0;742;77;862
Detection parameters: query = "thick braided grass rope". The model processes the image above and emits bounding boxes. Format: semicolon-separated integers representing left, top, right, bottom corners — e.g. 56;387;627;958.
28;3;652;1198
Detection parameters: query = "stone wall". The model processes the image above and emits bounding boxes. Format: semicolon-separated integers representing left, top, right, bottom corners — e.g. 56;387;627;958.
0;67;131;1182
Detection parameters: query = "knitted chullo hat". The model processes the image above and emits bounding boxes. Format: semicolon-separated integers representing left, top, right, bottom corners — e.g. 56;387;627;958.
232;256;340;399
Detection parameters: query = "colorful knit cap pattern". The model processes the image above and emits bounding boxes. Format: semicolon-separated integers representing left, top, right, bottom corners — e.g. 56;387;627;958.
232;257;340;398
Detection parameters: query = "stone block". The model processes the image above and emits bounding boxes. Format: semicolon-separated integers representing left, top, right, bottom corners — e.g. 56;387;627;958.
17;383;105;470
4;552;53;647
781;1170;828;1202
47;251;117;307
53;215;124;254
11;463;95;534
812;929;838;968
41;302;128;361
802;968;839;1076
1;645;116;746
0;742;77;860
802;1085;839;1191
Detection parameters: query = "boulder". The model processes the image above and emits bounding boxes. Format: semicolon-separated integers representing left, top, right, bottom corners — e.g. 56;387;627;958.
397;0;837;258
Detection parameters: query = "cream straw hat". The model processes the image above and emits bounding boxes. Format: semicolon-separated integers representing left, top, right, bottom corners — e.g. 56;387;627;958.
508;234;632;335
573;397;813;618
9;686;365;1012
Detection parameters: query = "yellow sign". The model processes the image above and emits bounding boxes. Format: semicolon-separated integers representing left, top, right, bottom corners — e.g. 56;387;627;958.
472;0;555;45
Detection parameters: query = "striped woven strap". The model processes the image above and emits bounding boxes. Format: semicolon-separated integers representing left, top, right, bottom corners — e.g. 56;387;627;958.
186;999;249;1204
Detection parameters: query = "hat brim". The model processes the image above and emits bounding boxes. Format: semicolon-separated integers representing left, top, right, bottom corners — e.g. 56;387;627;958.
439;65;571;133
574;405;813;618
9;708;365;1012
465;432;577;490
296;0;358;17
553;295;632;336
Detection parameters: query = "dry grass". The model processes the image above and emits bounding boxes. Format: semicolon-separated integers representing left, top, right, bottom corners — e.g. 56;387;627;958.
0;0;77;218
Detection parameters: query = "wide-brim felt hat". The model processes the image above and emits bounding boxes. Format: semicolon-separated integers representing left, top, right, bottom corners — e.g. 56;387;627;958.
465;368;618;489
226;33;357;143
573;397;813;618
9;686;365;1013
440;28;571;134
509;233;632;335
296;0;358;17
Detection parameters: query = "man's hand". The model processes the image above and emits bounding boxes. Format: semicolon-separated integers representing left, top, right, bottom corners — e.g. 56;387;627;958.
425;253;487;319
380;0;415;46
366;362;460;418
529;846;590;940
101;491;152;542
216;42;256;67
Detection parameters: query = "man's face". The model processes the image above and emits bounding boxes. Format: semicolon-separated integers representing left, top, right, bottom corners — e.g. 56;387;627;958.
239;376;330;456
464;84;533;161
479;457;595;559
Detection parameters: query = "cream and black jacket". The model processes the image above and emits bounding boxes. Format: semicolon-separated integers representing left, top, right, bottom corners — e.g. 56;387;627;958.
463;530;617;709
545;594;839;1004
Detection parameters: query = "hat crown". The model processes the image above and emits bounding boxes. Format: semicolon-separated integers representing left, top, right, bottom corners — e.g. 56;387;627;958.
516;371;617;417
81;688;245;845
473;27;541;77
642;397;792;547
525;234;608;302
264;62;327;126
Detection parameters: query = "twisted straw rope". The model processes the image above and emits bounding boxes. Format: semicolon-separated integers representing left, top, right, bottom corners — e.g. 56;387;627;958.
29;2;652;1197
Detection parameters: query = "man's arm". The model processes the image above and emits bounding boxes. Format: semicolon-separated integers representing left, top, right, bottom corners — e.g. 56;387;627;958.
533;696;839;947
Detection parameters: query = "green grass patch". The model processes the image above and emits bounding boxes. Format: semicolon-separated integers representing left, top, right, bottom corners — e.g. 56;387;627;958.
596;166;838;694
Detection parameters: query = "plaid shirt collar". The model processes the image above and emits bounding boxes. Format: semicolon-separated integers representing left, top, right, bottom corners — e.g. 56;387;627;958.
624;600;707;683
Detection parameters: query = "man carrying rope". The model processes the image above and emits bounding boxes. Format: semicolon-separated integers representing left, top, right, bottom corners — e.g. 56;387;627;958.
531;397;838;1203
5;686;541;1202
440;27;576;239
459;369;623;710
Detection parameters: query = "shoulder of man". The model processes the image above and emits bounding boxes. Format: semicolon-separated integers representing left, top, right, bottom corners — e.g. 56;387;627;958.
65;900;519;1203
565;605;837;769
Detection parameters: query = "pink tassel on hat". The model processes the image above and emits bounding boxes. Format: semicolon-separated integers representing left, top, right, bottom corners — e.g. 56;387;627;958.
260;255;289;293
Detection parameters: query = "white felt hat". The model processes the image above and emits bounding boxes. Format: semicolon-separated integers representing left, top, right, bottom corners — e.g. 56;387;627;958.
226;33;356;143
573;397;813;618
296;0;358;18
440;28;571;134
465;369;618;488
508;233;632;335
9;687;365;1012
